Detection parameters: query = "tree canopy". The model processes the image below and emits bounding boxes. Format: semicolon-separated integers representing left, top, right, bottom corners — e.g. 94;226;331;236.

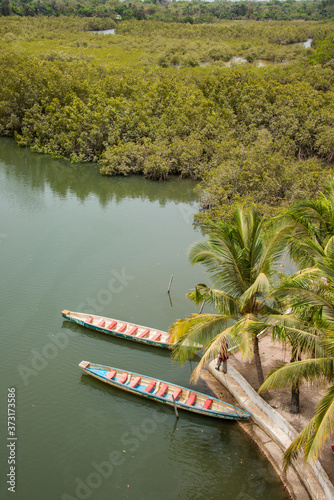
0;17;334;218
1;0;334;22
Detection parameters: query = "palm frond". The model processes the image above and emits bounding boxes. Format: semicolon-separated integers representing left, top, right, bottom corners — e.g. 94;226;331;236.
189;330;233;382
228;315;269;360
169;313;231;364
240;272;270;309
283;416;317;468
258;221;295;275
280;187;334;268
270;323;324;357
259;358;333;393
273;285;334;317
304;384;334;461
187;284;241;317
188;236;247;298
284;384;334;466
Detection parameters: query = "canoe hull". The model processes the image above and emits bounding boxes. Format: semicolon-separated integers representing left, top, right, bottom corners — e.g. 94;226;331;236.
79;361;249;421
61;310;173;349
62;310;202;351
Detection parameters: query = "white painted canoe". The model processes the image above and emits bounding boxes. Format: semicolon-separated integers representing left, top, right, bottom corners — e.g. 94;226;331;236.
61;310;202;350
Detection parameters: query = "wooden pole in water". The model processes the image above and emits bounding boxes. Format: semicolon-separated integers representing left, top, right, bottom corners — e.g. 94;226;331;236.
167;275;173;294
168;292;173;308
172;395;179;418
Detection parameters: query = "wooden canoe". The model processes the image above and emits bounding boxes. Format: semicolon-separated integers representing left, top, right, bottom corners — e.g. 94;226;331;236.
79;361;250;421
61;310;202;350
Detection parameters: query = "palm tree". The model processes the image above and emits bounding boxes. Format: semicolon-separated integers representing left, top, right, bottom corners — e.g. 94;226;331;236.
268;277;324;414
261;178;334;415
259;242;334;466
280;180;334;269
169;206;288;387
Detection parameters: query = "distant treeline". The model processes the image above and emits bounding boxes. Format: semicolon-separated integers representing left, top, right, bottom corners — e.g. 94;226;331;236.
0;0;334;21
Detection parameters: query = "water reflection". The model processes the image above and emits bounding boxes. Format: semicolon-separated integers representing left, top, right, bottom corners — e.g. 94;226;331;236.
92;29;115;35
61;320;178;359
255;59;288;67
0;137;198;209
302;38;312;48
226;56;247;67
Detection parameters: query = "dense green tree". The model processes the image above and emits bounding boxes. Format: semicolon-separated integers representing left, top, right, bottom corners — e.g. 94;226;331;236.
195;130;333;224
311;32;334;68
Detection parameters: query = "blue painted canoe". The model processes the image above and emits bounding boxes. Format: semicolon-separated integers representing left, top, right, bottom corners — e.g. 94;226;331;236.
61;310;202;351
79;361;250;421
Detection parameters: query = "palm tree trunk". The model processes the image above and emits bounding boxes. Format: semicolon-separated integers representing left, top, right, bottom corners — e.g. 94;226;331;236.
290;383;300;414
290;346;301;414
253;335;265;387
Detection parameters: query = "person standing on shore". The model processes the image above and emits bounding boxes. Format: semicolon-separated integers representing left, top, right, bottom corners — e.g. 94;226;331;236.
216;341;229;373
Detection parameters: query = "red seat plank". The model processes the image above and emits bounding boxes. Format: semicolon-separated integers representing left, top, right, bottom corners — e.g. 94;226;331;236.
202;398;213;410
107;320;117;330
97;319;105;327
144;380;156;393
151;332;162;341
186;393;196;406
86;316;93;324
156;384;168;397
106;369;116;380
172;388;182;401
117;324;127;333
118;372;128;384
128;326;138;336
129;376;141;388
138;328;150;338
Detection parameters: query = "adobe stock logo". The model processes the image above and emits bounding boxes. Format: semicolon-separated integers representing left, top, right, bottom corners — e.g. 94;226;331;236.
61;410;169;500
178;204;195;225
0;233;8;243
76;268;135;314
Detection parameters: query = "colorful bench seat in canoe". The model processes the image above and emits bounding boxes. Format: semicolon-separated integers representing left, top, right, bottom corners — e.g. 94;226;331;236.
128;326;138;336
118;372;128;384
186;393;196;406
151;332;162;341
172;388;182;401
202;399;213;410
138;329;150;339
97;319;105;327
106;369;117;380
129;376;141;388
107;320;117;330
117;324;127;333
156;384;168;397
144;380;156;393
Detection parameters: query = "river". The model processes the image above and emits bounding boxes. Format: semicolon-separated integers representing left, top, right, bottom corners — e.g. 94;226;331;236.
0;137;290;500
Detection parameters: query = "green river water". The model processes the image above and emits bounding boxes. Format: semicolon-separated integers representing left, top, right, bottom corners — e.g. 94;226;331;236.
0;137;290;500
